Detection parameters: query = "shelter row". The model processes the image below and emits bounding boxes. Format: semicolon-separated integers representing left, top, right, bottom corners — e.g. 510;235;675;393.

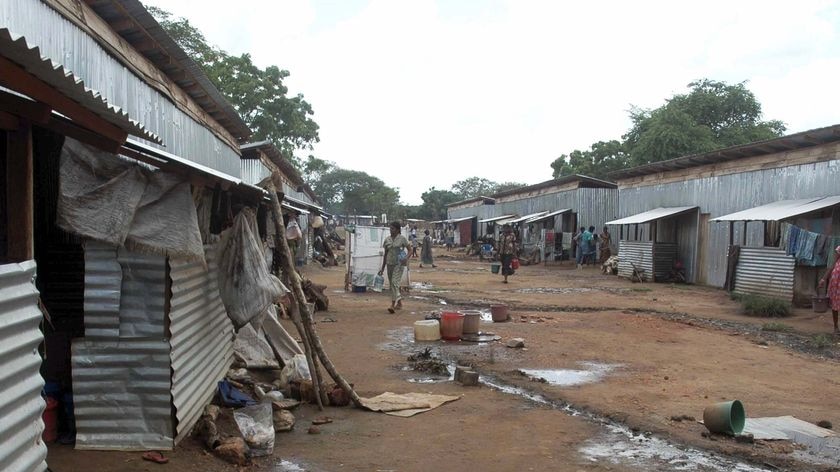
0;1;326;469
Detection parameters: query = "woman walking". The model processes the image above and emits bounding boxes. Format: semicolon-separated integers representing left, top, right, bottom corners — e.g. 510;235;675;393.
818;245;840;334
419;229;436;268
498;224;518;283
378;221;409;314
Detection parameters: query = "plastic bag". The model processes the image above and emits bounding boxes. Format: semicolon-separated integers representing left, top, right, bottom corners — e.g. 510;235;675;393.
285;221;302;240
311;215;324;228
511;258;520;270
280;354;311;385
233;402;274;457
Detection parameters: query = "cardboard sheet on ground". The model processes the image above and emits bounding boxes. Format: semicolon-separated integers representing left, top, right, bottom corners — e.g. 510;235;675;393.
360;392;460;417
743;416;838;440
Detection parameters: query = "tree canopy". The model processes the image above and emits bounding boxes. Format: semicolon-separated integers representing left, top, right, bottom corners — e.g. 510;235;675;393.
551;79;786;179
149;7;319;167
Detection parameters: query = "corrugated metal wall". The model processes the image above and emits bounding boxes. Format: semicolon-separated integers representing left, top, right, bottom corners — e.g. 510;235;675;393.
706;222;730;287
72;339;173;450
82;243;121;340
745;221;765;247
0;0;242;176
618;149;840;286
617;241;654;281
169;245;234;444
733;248;795;300
0;261;47;472
241;160;270;186
74;245;172;450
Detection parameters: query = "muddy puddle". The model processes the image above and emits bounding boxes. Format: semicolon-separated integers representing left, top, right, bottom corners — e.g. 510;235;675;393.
381;328;774;472
519;362;619;386
274;459;315;471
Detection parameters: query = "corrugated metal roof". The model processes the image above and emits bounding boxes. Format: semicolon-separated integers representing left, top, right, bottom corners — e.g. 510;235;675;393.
478;214;517;223
0;28;161;144
282;202;310;215
169;246;234;444
525;208;571;224
447;216;476;223
508;211;549;224
711;196;840;222
490;174;617;200
606;207;697;225
0;261;47;472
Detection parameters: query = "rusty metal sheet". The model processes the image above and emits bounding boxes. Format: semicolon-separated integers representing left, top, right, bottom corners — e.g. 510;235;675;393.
734;247;795;300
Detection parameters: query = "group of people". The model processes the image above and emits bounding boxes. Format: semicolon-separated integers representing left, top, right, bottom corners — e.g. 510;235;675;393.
573;226;611;268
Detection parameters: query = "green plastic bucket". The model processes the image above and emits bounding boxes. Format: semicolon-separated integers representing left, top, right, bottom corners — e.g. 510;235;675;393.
490;263;501;274
703;400;745;435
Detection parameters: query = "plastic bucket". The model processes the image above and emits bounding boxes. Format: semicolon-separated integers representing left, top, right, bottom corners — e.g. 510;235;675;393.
702;400;745;435
490;263;501;274
490;304;509;322
440;312;465;341
42;397;59;443
813;296;830;313
414;320;441;341
459;310;482;334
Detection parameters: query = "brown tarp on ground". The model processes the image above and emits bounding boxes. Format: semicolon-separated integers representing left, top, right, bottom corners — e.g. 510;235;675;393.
360;392;461;417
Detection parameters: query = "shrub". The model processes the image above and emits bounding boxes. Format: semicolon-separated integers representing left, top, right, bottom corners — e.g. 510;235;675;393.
761;322;792;332
738;294;791;318
812;334;835;349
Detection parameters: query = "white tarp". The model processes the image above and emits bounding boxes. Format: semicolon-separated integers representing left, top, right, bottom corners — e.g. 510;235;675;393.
218;209;288;330
350;226;409;288
57;138;204;262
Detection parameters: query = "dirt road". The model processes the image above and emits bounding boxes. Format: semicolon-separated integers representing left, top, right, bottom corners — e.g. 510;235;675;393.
48;250;840;471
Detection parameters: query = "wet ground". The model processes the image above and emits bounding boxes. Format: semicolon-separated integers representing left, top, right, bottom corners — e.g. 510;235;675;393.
47;250;840;471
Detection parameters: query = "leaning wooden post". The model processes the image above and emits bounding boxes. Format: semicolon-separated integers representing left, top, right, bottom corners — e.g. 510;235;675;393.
266;182;364;408
287;301;325;411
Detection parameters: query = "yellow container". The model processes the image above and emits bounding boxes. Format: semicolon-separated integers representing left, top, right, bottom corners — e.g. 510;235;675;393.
414;320;441;341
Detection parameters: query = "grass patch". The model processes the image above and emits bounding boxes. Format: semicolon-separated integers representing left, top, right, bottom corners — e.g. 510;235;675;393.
761;322;793;332
630;287;653;293
736;294;791;317
811;334;835;349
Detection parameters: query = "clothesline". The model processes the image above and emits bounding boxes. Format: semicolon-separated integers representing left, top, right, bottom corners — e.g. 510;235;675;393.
780;222;840;268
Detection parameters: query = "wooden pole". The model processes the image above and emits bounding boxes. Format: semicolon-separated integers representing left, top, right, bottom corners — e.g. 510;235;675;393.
266;182;363;408
287;301;325;411
6;120;33;262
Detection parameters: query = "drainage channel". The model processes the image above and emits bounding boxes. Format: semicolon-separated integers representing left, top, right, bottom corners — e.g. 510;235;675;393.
384;328;775;472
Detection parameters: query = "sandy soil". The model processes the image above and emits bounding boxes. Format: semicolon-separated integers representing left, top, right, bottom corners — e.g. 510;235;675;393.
47;249;840;472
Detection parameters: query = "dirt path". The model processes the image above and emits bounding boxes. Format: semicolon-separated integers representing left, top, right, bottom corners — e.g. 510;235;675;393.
47;250;840;471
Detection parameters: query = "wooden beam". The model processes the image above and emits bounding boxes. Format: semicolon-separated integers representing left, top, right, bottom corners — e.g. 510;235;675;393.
0;90;53;124
47;116;124;154
0;55;128;145
0;111;20;131
6;121;34;261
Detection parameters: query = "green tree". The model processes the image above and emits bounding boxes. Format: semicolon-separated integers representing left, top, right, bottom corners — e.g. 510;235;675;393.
550;140;628;179
301;155;336;187
493;181;527;194
623;79;785;164
149;7;319;166
314;168;400;217
450;177;498;199
418;188;460;220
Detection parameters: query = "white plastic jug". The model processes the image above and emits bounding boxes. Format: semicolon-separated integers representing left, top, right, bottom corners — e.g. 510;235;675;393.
372;274;385;292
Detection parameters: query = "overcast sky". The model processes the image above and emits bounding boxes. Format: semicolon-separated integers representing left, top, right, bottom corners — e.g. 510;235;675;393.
146;0;840;204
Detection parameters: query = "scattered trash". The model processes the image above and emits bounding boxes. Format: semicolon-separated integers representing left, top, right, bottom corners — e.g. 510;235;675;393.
360;392;461;417
407;348;450;376
227;368;251;381
233;402;275;457
702;400;745;435
273;409;296;432
506;338;525;348
218;380;257;407
312;416;333;425
280;354;312;385
817;420;833;430
271;399;301;411
328;384;352;407
141;451;168;464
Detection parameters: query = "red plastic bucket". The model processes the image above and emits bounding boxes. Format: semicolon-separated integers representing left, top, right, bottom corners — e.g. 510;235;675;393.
42;397;58;443
440;312;465;341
